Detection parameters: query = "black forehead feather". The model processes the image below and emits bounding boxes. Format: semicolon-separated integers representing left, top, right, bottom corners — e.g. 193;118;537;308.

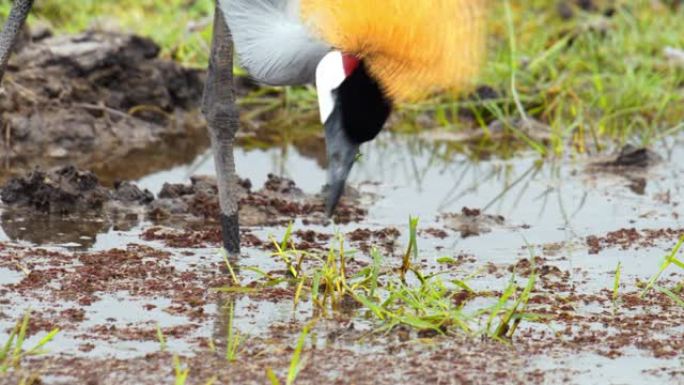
335;62;392;144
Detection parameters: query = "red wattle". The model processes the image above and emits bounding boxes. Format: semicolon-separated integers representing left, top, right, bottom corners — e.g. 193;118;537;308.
342;54;360;76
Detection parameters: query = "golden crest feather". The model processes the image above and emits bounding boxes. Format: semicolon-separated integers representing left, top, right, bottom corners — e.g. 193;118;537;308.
301;0;488;102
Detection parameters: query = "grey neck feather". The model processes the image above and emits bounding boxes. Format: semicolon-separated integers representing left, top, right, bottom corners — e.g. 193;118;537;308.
218;0;329;86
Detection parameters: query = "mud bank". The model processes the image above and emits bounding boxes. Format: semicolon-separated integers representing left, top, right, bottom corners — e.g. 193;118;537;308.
0;30;207;176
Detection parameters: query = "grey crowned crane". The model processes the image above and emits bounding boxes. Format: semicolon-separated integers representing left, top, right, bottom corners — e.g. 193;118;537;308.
0;0;486;255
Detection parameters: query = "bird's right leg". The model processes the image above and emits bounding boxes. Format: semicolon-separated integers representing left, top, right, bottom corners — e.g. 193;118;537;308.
0;0;33;83
202;2;241;255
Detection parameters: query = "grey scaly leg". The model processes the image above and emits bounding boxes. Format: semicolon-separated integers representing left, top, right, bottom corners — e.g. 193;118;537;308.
202;2;241;254
0;0;33;83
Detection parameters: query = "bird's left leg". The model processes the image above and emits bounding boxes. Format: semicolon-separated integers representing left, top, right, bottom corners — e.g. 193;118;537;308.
0;0;34;83
202;2;241;255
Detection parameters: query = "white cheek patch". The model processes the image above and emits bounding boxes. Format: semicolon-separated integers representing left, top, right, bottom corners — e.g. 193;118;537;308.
315;51;346;124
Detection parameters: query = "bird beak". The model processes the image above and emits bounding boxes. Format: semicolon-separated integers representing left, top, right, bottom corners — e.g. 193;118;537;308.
324;108;359;217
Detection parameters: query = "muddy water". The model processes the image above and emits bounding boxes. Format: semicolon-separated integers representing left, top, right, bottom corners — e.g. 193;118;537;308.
1;133;684;384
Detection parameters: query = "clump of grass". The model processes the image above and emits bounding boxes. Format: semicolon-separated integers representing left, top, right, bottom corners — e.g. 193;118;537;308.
1;310;59;373
488;270;538;341
355;274;473;335
272;223;306;279
640;235;684;299
307;239;351;314
640;235;684;308
235;219;546;341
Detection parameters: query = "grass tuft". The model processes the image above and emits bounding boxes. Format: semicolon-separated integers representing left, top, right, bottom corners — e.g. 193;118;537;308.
1;310;59;373
640;235;684;298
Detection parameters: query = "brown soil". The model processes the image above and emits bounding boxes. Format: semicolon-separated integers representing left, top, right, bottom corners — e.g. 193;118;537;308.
0;30;207;179
586;227;684;254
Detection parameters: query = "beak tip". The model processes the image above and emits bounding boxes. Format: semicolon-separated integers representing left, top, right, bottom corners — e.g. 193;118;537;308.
324;182;345;218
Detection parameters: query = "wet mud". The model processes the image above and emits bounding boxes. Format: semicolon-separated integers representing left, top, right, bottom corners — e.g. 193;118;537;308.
1;133;683;385
0;30;207;178
0;164;366;249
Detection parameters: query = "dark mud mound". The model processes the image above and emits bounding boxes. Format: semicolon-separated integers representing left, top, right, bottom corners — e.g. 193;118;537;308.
1;166;110;214
0;30;205;167
0;166;154;214
0;166;154;247
0;165;367;248
589;145;663;172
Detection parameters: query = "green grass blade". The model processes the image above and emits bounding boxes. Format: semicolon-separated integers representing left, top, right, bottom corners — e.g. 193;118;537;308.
485;278;517;334
0;328;16;364
266;368;281;385
280;222;294;252
451;279;475;293
655;285;684;308
311;270;322;304
222;250;240;286
613;261;622;306
12;311;30;365
25;328;59;356
641;235;684;298
355;295;387;320
226;302;239;362
173;355;190;385
156;324;166;352
286;321;314;385
370;247;382;298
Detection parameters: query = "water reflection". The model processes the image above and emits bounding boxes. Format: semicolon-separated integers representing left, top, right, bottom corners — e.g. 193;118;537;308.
1;132;681;252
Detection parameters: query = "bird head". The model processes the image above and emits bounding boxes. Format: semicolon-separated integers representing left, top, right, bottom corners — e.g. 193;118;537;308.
315;51;392;216
305;0;487;215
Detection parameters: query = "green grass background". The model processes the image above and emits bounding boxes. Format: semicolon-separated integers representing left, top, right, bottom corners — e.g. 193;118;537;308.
1;0;683;155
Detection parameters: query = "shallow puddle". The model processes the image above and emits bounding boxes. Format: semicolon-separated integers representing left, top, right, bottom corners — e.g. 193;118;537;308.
1;132;683;384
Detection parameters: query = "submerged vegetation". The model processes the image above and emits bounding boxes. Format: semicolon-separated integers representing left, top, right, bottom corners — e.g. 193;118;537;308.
2;0;683;154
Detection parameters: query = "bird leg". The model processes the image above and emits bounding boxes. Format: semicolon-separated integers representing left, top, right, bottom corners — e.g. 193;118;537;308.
0;0;33;83
202;3;241;255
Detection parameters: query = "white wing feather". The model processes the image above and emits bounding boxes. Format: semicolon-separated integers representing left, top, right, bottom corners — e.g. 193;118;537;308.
219;0;330;85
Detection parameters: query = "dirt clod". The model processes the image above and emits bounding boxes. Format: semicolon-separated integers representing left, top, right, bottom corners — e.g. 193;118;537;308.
442;208;505;238
1;166;109;214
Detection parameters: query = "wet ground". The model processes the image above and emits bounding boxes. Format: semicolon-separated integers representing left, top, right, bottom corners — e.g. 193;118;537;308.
0;127;683;384
1;25;684;385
